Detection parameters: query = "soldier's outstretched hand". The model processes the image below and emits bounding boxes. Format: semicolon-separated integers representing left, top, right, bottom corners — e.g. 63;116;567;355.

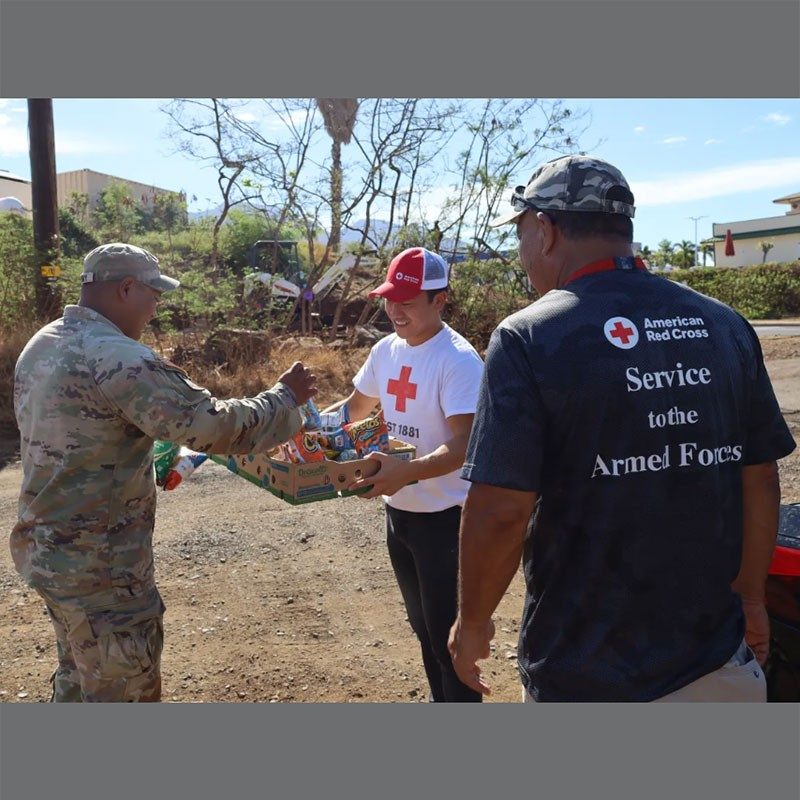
278;361;318;405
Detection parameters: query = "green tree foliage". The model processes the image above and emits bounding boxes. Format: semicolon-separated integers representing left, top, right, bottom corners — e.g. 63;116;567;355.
58;207;99;258
93;182;141;241
674;240;696;269
654;239;675;267
0;214;38;330
218;209;305;274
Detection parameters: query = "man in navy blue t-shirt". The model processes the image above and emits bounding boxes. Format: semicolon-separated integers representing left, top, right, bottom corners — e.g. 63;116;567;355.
448;155;796;702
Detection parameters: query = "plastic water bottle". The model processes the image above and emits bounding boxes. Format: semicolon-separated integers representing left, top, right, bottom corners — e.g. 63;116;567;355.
163;448;209;491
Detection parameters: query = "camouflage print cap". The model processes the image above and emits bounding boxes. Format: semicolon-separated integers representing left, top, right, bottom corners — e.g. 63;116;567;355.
82;242;180;292
489;155;636;227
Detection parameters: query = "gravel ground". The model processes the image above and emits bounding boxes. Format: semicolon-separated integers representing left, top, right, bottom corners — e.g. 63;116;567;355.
1;338;798;703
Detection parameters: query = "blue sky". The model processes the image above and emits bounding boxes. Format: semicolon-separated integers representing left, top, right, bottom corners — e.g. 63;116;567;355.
1;98;798;250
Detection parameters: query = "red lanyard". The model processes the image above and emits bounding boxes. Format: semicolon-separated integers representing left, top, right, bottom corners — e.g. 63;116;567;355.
563;256;647;288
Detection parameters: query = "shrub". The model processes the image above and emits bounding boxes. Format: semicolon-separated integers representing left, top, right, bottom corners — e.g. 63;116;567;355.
218;210;306;274
665;263;800;320
446;258;534;350
0;215;38;331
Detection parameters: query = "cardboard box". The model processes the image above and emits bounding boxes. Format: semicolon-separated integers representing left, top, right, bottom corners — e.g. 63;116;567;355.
208;438;416;505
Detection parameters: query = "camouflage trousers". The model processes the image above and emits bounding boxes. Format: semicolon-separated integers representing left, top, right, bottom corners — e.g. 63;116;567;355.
38;586;165;703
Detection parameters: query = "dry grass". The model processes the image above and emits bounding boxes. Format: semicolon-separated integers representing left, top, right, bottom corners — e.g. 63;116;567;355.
0;323;41;432
2;324;369;440
179;342;370;408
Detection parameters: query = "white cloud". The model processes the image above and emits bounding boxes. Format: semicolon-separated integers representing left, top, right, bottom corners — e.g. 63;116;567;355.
634;126;646;134
0;113;128;157
10;107;27;113
416;185;453;220
235;112;258;123
0;115;27;156
661;136;688;145
264;108;313;131
764;112;791;126
632;157;800;207
704;138;723;145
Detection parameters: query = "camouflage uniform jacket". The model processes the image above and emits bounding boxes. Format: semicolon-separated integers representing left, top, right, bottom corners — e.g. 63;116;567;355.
11;305;301;601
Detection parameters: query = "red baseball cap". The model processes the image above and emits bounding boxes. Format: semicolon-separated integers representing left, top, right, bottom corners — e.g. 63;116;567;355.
369;247;449;302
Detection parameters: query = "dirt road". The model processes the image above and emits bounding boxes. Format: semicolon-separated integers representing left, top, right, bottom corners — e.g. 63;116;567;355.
0;462;527;703
1;337;798;703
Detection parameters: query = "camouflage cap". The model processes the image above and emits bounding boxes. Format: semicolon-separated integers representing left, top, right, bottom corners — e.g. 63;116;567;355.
489;155;636;227
82;242;180;292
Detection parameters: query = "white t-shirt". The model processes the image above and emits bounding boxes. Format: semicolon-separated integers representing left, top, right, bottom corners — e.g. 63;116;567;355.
353;323;484;513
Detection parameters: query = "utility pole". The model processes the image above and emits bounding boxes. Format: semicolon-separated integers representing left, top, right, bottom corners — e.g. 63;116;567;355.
688;215;707;268
28;98;62;320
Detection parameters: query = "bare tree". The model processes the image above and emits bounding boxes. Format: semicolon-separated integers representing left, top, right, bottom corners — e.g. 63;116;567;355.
323;99;457;338
162;99;262;269
435;99;592;259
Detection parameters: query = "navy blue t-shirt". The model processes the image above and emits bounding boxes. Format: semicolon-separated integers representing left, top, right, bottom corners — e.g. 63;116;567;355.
461;261;796;702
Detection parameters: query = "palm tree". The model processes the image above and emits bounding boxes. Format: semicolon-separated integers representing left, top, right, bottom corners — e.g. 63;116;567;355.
677;240;696;269
699;240;715;267
637;245;653;263
760;240;775;264
316;99;360;258
656;239;675;267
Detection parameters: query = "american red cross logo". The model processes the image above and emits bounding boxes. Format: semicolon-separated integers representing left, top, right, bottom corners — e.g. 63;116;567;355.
387;365;418;412
603;316;639;349
610;321;634;343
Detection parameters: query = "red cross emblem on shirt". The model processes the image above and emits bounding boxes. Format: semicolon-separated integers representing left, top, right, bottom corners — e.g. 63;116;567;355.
387;365;418;412
603;316;639;349
609;320;634;344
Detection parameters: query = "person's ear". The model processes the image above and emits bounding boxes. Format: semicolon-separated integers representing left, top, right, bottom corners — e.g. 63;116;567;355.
433;291;447;313
537;212;558;256
117;277;137;301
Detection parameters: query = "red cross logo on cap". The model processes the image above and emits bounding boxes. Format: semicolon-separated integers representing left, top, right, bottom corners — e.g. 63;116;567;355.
604;316;639;349
387;366;418;412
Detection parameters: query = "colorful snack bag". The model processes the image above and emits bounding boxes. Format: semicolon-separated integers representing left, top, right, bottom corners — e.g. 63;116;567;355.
314;427;353;453
154;440;180;486
299;398;322;431
343;411;390;456
337;449;360;462
278;442;301;463
286;430;327;464
319;402;350;430
163;448;209;491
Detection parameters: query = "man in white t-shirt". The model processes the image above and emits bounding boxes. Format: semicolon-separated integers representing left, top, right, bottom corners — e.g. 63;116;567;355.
342;247;485;702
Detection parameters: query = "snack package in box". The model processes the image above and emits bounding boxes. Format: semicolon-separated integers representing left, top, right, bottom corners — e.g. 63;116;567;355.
319;402;350;430
313;427;353;454
343;410;390;456
299;398;322;431
282;431;327;464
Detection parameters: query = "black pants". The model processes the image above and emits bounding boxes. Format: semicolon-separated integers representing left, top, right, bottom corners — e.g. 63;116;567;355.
386;504;482;702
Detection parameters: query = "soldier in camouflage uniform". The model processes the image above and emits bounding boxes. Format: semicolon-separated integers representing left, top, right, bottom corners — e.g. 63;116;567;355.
12;242;316;702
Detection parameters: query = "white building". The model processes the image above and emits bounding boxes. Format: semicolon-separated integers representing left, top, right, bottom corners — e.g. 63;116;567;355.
0;169;33;214
713;191;800;267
